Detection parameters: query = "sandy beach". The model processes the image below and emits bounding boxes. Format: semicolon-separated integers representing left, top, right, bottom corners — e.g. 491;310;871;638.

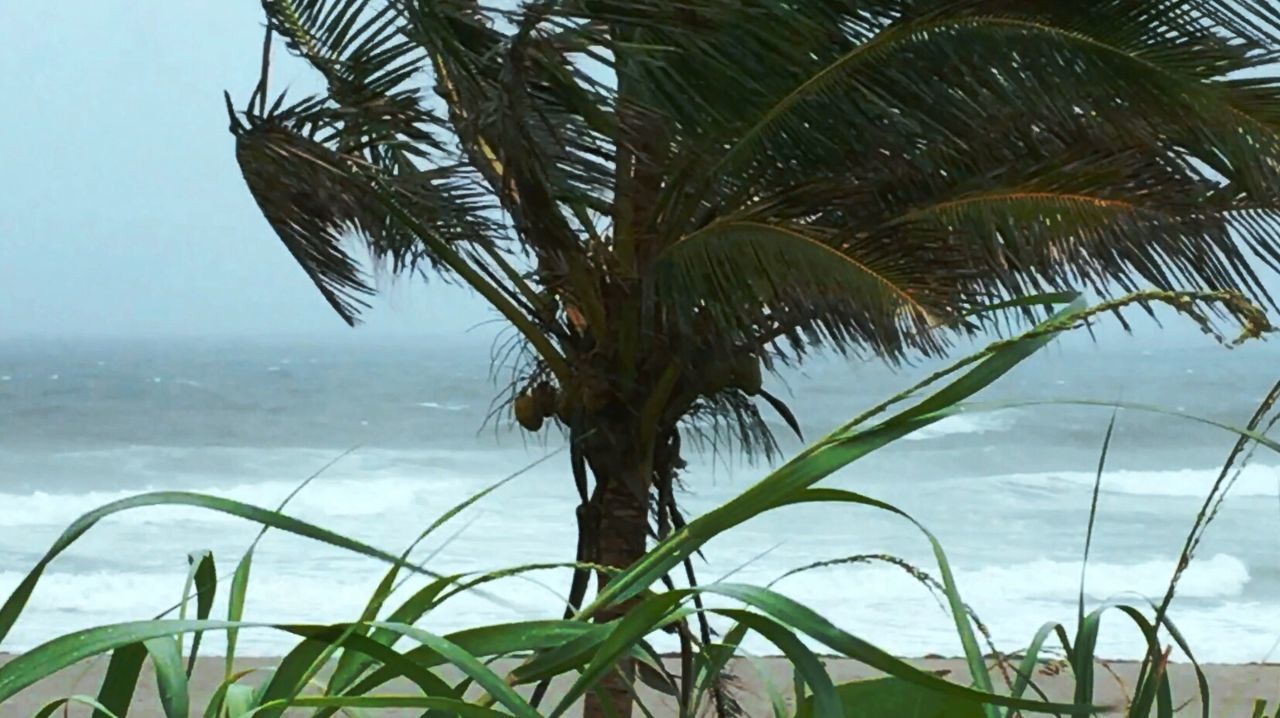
3;653;1277;716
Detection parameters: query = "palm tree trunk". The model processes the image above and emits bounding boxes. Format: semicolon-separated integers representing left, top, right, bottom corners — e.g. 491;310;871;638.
582;456;651;718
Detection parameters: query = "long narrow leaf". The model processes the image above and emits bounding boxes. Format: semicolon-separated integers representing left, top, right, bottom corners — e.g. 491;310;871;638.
225;551;253;680
93;643;146;718
186;550;217;677
0;491;477;650
717;609;841;718
142;637;190;718
369;622;540;718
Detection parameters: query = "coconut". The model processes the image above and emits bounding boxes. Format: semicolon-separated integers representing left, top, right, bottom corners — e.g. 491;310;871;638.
704;361;733;395
514;392;544;431
533;381;558;418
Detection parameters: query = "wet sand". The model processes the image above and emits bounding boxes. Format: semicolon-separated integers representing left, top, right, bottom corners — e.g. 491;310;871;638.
3;653;1277;716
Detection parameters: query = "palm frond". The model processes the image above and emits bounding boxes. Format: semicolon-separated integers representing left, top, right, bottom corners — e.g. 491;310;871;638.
230;0;1280;430
648;219;971;360
885;190;1274;306
232;101;380;323
230;92;495;324
681;389;781;464
648;3;1280;244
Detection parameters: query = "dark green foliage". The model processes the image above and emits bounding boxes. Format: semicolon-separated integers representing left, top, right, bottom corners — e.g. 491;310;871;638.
229;0;1280;461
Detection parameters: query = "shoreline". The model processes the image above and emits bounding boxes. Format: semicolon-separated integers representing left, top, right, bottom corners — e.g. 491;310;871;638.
4;654;1277;716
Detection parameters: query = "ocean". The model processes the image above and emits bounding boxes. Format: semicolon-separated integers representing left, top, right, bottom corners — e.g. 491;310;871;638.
1;334;1278;662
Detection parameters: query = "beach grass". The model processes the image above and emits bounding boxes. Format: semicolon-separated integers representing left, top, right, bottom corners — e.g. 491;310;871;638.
1;294;1277;717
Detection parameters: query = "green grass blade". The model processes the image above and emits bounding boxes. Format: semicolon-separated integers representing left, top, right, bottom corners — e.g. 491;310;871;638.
322;462;539;708
317;567;604;718
325;575;455;699
632;640;680;698
142;636;190;718
252;636;335;718
1068;603;1167;716
333;620;602;711
701;583;1091;715
0;491;458;651
294;626;459;699
93;643;146;718
224;683;256;718
1111;606;1172;718
798;677;987;718
0;620;466;706
691;622;749;717
35;695;121;718
225;551;253;680
1080;414;1116;631
549;592;687;718
717;609;840;718
1147;607;1210;718
285;695;511;717
583;413;932;615
369;622;539;718
1009;622;1065;702
1071;608;1100;710
584;304;1072;617
777;487;995;712
509;625;612;685
202;669;261;718
186;550;217;677
448;619;600;658
747;656;790;718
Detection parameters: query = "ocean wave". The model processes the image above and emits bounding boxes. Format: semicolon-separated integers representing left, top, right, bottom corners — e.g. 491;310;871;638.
0;553;1261;660
0;475;495;528
768;552;1248;604
0;565;566;655
901;411;1014;441
1001;465;1280;498
966;552;1248;600
417;401;469;412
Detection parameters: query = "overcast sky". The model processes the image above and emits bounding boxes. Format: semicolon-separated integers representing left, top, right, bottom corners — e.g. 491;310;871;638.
2;3;1277;349
0;2;489;340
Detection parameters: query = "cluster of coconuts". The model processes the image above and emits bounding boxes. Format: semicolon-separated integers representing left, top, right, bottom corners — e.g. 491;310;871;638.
513;381;557;432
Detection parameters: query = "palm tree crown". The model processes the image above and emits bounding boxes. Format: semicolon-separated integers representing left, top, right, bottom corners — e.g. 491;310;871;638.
228;2;1280;710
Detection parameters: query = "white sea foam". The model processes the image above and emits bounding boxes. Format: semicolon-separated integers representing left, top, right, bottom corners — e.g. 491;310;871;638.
0;552;1260;660
0;476;488;528
0;565;569;655
902;411;1014;441
1002;465;1280;498
417;401;469;411
767;553;1248;606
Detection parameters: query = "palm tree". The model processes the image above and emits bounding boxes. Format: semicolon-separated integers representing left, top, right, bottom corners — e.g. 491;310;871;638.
228;1;1280;713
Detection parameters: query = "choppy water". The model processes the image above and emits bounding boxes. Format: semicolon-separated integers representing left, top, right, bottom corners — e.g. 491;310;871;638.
1;335;1278;661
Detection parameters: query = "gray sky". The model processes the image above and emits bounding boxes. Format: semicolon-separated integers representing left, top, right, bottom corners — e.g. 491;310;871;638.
0;2;488;339
1;3;1276;348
